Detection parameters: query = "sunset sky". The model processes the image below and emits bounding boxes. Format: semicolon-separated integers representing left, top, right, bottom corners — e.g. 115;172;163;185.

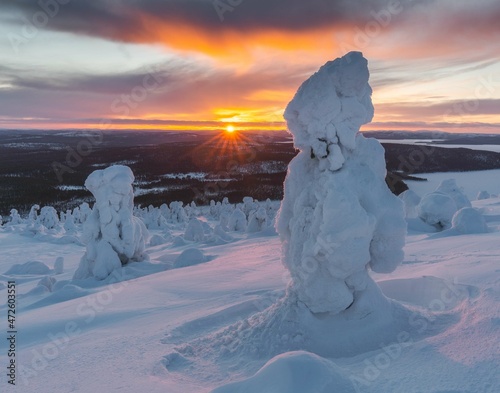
0;0;499;133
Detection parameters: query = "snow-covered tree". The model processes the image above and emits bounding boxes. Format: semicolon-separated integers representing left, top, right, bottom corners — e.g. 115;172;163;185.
73;165;149;280
228;208;247;232
63;209;76;233
28;204;40;222
435;179;471;210
184;218;205;242
78;202;92;224
417;192;457;229
38;206;59;230
417;179;470;230
169;201;188;224
9;209;23;225
399;189;421;219
247;207;268;233
277;51;406;315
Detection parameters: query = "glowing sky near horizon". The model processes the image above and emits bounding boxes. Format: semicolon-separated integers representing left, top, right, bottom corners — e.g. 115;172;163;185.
0;0;499;133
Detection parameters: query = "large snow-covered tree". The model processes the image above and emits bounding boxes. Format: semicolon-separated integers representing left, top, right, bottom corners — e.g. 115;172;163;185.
277;51;407;314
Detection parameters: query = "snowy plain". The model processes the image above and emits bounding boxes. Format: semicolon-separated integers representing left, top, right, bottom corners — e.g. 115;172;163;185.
0;169;499;393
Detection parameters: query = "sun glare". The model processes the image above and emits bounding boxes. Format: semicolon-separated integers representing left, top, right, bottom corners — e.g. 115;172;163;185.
226;125;235;133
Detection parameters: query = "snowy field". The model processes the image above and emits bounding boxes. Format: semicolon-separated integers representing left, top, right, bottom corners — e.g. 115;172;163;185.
0;169;499;393
407;169;500;200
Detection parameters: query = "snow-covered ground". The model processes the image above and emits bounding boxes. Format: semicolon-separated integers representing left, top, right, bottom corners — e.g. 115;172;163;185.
407;169;500;200
0;170;499;392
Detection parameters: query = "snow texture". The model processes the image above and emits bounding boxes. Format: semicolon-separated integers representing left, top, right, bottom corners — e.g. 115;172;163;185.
73;165;149;280
278;51;406;314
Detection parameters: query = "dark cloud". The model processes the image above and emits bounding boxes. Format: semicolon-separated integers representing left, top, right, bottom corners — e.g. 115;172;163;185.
0;0;449;42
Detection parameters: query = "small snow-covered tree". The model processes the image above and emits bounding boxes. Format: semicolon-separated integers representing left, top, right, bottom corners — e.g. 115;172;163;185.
228;208;247;232
78;202;92;224
38;206;59;230
9;209;23;225
277;51;406;315
247;207;268;233
184;218;205;242
73;165;149;280
169;201;188;224
63;210;76;232
28;204;40;222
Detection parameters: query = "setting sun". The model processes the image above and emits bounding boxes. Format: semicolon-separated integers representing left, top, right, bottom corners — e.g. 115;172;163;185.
226;125;236;133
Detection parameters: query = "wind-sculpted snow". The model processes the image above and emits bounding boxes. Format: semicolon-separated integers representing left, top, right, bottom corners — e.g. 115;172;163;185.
278;52;406;314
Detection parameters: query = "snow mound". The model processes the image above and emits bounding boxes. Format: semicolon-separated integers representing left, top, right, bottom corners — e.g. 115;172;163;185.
173;248;206;268
451;208;488;234
171;236;187;247
149;234;167;247
417;192;458;229
211;351;354;393
5;261;52;275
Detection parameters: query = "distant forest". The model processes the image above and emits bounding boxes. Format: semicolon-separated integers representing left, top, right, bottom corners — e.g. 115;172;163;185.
2;130;500;216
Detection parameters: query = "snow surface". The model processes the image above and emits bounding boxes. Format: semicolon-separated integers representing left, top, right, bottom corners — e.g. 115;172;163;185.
0;189;499;392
